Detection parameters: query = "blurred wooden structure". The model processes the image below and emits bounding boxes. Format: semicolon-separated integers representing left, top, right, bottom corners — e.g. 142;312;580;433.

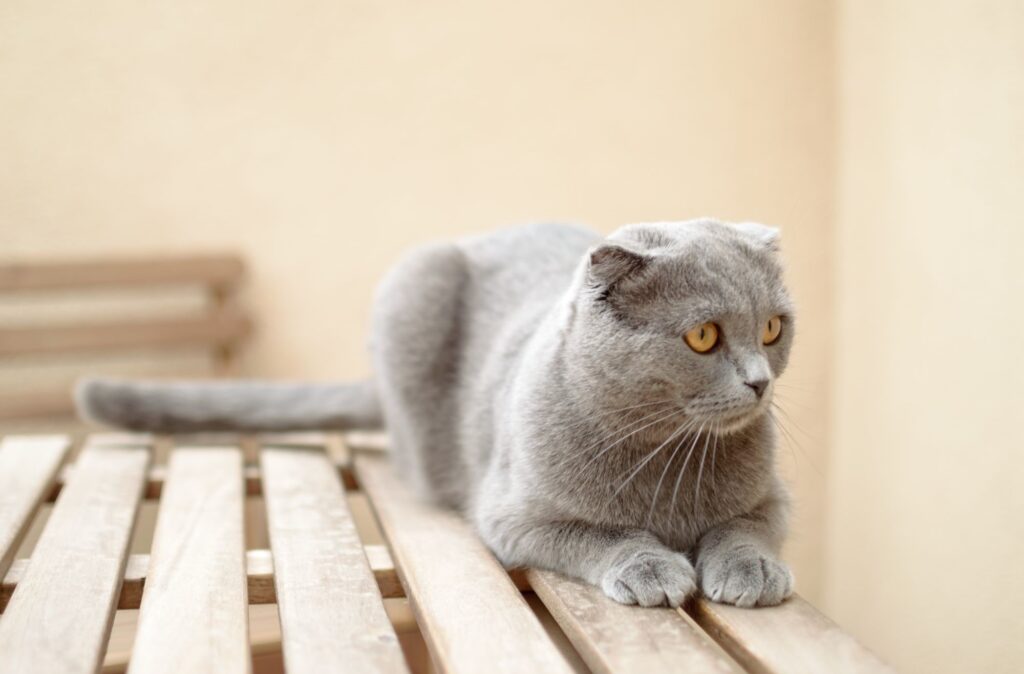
0;255;252;421
0;432;893;674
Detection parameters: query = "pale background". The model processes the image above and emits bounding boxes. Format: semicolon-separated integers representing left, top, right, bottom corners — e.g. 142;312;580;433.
1;1;1020;672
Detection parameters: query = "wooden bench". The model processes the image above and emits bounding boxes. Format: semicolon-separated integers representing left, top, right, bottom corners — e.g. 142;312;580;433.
0;432;893;674
0;255;252;421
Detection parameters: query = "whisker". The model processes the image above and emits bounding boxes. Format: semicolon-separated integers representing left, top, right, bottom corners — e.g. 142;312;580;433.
597;398;679;415
770;400;813;440
608;417;694;503
578;404;677;452
692;425;714;512
768;410;798;466
769;404;804;450
566;405;677;471
644;419;700;527
568;406;683;481
669;422;706;513
770;390;814;413
548;401;675;438
768;408;824;477
709;421;721;489
557;399;676;429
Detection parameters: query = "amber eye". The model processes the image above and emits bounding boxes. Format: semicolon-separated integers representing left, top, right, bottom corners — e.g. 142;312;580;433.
684;322;719;353
763;316;783;345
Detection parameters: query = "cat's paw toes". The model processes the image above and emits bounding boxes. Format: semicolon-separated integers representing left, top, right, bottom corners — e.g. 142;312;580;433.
601;549;697;608
700;548;794;607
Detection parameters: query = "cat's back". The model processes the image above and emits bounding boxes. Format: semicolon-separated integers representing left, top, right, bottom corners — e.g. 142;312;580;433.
457;222;598;303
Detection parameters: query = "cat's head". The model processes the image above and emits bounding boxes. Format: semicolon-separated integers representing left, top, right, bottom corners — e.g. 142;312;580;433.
568;219;794;434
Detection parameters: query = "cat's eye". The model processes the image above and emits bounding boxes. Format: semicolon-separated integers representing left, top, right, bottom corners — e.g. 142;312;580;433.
684;322;719;353
763;316;783;345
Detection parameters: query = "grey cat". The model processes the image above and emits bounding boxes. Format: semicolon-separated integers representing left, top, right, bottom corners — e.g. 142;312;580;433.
79;219;795;608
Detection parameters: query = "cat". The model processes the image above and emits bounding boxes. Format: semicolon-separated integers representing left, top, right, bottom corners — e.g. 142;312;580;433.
78;219;795;608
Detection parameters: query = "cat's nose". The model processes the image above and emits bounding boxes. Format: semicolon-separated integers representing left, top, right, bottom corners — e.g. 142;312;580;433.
745;378;769;398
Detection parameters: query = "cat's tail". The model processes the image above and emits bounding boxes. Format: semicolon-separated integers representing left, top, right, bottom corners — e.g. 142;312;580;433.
74;377;383;433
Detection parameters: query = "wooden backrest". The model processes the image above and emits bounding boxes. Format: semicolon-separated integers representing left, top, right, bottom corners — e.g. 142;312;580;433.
0;255;253;420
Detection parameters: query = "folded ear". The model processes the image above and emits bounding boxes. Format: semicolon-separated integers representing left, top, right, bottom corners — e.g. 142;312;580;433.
587;243;650;286
733;221;780;251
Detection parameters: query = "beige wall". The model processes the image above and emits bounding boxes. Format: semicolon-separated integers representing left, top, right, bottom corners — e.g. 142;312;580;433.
829;2;1024;672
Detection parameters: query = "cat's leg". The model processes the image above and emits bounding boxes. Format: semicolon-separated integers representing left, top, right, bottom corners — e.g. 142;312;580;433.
479;513;697;607
370;242;468;508
694;491;794;607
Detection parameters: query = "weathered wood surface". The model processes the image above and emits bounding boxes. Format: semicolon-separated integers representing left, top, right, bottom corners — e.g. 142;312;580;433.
355;454;575;674
0;255;250;422
0;445;149;674
0;255;243;292
128;449;249;674
261;446;407;674
3;544;405;613
0;436;70;578
528;569;740;674
48;456;356;502
688;596;894;674
0;310;251;357
0;433;894;674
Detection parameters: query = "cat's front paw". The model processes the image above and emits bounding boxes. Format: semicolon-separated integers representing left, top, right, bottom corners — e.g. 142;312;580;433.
601;548;697;608
699;547;793;607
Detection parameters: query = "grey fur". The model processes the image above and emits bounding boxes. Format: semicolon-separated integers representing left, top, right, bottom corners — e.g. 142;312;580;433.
78;219;796;608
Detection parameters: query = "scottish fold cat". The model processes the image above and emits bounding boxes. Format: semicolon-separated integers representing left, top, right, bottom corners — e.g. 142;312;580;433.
79;219;795;607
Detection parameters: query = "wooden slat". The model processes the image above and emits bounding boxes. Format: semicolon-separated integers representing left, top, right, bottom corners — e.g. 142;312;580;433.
0;444;150;674
102;605;297;674
102;601;423;674
687;596;894;674
261;446;407;673
0;310;252;357
527;569;740;674
0;255;244;292
0;435;70;577
128;448;249;674
3;544;407;613
354;454;575;674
